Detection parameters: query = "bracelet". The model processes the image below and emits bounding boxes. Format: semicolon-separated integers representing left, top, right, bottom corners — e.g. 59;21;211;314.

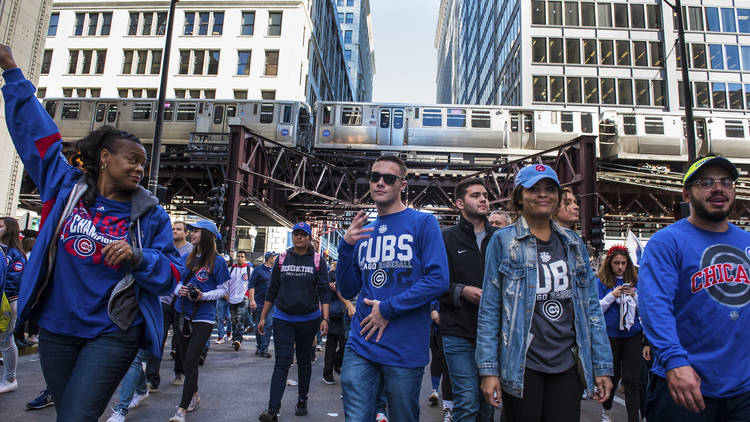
322;318;329;322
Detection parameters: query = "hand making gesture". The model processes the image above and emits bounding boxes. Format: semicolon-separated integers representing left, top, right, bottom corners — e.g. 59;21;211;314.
343;210;374;246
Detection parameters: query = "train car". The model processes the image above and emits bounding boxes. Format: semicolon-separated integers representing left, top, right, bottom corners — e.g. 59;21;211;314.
313;101;599;158
42;98;312;149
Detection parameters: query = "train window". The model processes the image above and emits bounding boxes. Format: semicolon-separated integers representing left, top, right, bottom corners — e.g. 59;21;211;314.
524;113;533;133
561;112;574;132
726;120;745;138
446;109;466;128
226;105;237;118
510;113;519;132
322;106;333;125
260;104;275;124
393;110;404;129
623;115;637;135
253;103;258;115
341;106;362;125
95;103;106;122
581;113;593;133
132;102;152;120
414;108;420;119
163;103;174;121
61;102;80;119
176;103;197;121
644;116;664;134
213;105;224;124
107;104;118;123
282;105;293;124
45;101;57;118
422;108;443;127
471;110;491;128
380;109;390;128
694;119;706;140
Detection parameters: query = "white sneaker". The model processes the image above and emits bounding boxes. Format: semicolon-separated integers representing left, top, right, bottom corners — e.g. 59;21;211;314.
214;335;225;344
428;389;439;405
172;374;185;386
128;391;149;409
187;395;200;412
376;412;388;422
443;408;454;422
106;410;126;422
601;408;611;422
0;379;18;394
168;410;186;422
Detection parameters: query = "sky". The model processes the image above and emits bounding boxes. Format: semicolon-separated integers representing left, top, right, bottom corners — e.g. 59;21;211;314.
370;0;441;104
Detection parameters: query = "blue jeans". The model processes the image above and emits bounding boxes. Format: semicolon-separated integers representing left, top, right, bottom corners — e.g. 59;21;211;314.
341;347;424;422
114;348;149;415
443;335;495;422
216;299;231;338
38;325;141;421
254;304;273;352
229;299;248;343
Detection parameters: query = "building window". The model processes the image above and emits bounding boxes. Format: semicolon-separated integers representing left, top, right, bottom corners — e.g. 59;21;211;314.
347;0;354;6
213;12;224;35
582;39;597;64
566;77;581;103
48;12;59;36
712;82;727;108
652;80;665;106
264;50;279;76
533;75;547;102
566;38;580;64
176;50;220;75
261;90;276;100
142;13;153;35
600;40;614;65
128;12;167;36
344;30;353;43
337;12;343;23
650;42;664;67
726;45;740;70
67;49;106;74
564;2;579;26
598;3;612;27
580;2;595;26
739;9;750;33
705;7;720;31
532;1;545;24
237;51;251;75
616;40;630;66
614;3;628;28
549;38;563;63
694;82;710;107
549;76;564;102
37;88;46;99
646;5;661;29
151;50;162;74
122;49;162;75
74;13;85;36
690;44;707;69
548;1;562;25
742;46;750;70
688;7;704;31
156;12;167;35
709;44;724;69
584;77;598;103
532;38;546;62
268;12;283;36
241;12;255;35
198;12;209;35
41;50;52;74
183;12;223;36
721;8;737;32
635;79;650;105
618;79;633;105
346;13;354;24
728;83;743;109
207;50;220;74
345;49;352;61
234;90;248;99
633;41;647;66
601;78;616;104
630;4;645;28
129;12;139;35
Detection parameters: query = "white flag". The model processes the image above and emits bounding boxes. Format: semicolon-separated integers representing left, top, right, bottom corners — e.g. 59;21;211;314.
625;230;644;267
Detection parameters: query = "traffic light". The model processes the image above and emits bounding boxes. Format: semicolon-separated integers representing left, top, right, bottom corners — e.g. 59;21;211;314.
590;216;605;250
208;184;227;224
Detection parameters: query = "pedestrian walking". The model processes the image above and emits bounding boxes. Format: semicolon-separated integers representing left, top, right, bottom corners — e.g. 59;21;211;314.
169;220;230;422
429;303;455;422
0;217;24;394
440;178;497;421
639;155;750;421
477;164;613;422
106;348;152;422
337;155;449;422
227;250;251;351
322;262;345;384
250;251;276;358
0;45;183;421
257;222;331;421
597;245;643;422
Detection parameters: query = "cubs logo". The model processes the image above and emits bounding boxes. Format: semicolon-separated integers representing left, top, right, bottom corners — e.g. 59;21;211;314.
13;261;24;272
691;244;750;307
242;273;249;281
196;267;210;282
542;300;563;321
370;269;387;288
74;237;96;257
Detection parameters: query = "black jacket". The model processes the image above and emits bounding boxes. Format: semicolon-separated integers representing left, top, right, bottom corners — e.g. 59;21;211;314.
266;247;331;316
439;217;497;340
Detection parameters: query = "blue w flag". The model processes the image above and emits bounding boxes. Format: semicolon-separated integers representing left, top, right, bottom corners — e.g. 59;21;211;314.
625;230;644;267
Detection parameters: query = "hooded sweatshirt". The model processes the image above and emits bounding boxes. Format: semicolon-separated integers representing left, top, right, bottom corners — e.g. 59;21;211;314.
266;247;330;321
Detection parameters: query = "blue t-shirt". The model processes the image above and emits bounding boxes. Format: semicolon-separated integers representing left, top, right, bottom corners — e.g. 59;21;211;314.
597;277;643;338
249;264;272;304
639;218;750;398
176;255;230;322
337;207;450;368
39;195;143;338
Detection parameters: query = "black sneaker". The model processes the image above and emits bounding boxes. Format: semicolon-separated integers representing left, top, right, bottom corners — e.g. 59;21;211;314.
334;366;342;375
258;408;279;422
260;351;272;358
295;399;308;416
198;352;206;366
255;349;261;356
322;375;336;385
26;389;54;410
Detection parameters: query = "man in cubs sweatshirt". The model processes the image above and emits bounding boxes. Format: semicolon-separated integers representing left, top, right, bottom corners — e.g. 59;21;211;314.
337;155;449;421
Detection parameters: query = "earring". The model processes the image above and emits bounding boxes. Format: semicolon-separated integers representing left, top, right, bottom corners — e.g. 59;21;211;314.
102;161;108;170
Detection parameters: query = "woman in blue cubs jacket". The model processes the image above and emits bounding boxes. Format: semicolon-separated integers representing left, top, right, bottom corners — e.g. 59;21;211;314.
0;216;26;394
0;46;183;421
170;220;229;422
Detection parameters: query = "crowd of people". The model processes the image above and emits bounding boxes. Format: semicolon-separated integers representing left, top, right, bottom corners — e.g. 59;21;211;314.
0;42;748;422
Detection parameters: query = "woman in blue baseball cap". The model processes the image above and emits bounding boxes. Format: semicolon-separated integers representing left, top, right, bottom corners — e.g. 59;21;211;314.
476;164;614;422
169;219;230;422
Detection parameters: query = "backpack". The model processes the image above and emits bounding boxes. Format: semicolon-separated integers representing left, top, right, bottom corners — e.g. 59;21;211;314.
278;251;321;270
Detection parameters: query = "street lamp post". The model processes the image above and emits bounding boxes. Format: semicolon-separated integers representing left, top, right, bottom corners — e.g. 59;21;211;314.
148;0;178;194
668;0;697;163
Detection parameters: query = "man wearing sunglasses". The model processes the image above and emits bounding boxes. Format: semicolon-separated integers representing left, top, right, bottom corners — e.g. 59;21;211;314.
336;155;449;421
639;155;750;422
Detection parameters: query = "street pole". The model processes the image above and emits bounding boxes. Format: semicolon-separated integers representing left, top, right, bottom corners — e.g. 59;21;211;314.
148;0;178;194
674;0;697;162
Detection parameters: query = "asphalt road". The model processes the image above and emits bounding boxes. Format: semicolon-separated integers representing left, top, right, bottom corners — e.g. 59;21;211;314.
0;332;628;421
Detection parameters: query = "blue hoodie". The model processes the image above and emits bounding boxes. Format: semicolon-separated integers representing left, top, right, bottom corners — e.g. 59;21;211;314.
639;218;750;398
1;245;26;300
1;68;184;357
337;207;449;368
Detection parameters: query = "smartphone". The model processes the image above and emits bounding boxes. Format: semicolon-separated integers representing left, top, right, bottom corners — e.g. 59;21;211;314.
622;282;632;288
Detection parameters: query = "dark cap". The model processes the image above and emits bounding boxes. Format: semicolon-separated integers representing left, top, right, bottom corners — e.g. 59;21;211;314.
683;156;739;185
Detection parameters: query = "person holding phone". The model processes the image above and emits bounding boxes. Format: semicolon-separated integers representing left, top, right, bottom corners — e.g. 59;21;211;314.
597;245;642;422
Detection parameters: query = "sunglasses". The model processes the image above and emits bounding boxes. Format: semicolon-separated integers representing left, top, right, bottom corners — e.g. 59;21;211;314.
691;177;735;190
368;171;403;185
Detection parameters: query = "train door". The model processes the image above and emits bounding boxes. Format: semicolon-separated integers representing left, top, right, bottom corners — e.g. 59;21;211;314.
377;107;405;146
694;118;708;155
277;103;295;144
209;103;236;134
92;102;119;130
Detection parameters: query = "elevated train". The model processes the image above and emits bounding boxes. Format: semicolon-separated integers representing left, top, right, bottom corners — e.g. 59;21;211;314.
41;97;750;167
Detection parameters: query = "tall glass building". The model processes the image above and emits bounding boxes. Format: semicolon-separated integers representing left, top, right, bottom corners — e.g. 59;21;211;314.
335;0;375;101
436;0;750;117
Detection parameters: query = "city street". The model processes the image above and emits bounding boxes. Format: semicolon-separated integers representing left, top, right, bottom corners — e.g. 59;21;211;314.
0;332;627;421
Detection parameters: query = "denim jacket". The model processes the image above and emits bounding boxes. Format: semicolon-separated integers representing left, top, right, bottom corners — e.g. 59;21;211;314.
475;217;613;398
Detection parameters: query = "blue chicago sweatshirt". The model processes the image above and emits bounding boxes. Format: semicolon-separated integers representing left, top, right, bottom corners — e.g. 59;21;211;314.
1;245;26;300
639;218;750;398
337;207;449;368
175;255;230;323
266;247;330;322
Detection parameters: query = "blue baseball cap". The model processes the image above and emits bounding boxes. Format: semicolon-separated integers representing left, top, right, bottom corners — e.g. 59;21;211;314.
264;251;278;260
292;222;312;236
683;156;739;185
187;219;222;240
515;164;560;189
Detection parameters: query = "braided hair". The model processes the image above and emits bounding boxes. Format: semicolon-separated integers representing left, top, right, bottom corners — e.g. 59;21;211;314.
71;126;143;209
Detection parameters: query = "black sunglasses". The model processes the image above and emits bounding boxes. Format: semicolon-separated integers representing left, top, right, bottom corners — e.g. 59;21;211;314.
368;171;403;185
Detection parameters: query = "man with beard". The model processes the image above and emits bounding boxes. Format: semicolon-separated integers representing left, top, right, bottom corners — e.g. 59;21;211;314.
639;156;750;421
439;178;497;421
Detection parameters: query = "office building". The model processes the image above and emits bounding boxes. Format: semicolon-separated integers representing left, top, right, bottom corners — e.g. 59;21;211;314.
335;0;375;101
